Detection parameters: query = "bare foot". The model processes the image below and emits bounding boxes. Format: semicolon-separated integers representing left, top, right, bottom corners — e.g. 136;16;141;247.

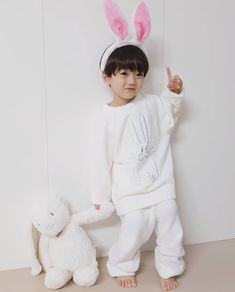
160;276;178;290
116;276;137;288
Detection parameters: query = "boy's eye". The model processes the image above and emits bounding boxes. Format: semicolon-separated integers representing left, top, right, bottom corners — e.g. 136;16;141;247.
120;71;127;76
137;72;144;77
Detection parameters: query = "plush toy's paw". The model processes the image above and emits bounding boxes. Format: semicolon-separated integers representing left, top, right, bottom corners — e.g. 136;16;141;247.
73;264;99;287
45;268;72;289
31;259;42;276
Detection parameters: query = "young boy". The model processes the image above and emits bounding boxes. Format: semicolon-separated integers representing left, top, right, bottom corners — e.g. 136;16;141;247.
90;44;185;291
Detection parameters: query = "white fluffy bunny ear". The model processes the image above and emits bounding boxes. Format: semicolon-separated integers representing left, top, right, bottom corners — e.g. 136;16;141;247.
133;2;151;43
104;0;128;40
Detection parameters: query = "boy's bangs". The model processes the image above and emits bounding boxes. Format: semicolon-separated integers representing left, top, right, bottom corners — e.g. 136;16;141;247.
116;58;146;74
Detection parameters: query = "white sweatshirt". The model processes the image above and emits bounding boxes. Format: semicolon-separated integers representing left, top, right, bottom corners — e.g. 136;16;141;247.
90;88;184;216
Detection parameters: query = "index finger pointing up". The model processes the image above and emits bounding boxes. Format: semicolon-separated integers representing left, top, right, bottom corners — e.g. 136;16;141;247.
167;67;173;81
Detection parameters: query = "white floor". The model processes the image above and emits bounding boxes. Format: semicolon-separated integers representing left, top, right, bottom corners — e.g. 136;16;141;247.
0;239;235;292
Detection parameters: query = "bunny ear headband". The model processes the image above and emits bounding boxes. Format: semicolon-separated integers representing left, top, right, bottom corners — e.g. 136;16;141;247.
100;0;151;72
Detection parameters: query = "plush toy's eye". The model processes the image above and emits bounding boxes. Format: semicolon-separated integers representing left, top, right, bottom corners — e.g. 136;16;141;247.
50;212;54;216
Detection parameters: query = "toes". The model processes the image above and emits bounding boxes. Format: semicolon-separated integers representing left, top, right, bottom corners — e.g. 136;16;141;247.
132;280;137;287
167;281;171;290
127;279;136;288
126;280;131;287
162;282;168;290
161;278;178;291
172;279;178;289
131;279;137;287
116;277;137;288
169;279;178;290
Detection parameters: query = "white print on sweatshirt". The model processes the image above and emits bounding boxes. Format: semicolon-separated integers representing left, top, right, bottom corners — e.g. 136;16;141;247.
128;113;159;184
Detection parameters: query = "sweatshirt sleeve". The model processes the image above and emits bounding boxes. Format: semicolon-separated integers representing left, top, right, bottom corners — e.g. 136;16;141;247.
159;87;184;132
89;110;113;205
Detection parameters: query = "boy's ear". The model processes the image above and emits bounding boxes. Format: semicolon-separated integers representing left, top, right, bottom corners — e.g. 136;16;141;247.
102;72;111;85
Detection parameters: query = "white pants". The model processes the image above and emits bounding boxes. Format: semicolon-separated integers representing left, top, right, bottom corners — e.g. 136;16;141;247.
107;199;185;279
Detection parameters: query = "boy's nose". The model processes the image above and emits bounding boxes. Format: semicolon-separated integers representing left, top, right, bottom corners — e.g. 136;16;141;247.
127;74;137;84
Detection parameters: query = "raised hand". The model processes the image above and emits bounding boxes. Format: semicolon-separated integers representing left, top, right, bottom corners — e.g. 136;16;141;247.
167;67;183;94
95;204;100;210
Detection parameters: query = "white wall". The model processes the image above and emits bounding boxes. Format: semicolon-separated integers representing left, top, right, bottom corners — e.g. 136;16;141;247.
0;0;234;271
0;0;48;270
163;0;235;244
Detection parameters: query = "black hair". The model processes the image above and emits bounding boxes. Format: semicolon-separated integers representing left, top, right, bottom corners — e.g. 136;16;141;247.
100;45;149;77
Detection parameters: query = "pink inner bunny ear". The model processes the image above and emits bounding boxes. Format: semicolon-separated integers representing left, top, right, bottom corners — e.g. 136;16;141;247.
104;0;128;40
133;2;151;43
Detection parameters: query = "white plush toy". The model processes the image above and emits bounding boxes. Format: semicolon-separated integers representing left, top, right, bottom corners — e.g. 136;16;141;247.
30;195;114;289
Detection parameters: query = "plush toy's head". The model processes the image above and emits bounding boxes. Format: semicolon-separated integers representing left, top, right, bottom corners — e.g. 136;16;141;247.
31;195;70;237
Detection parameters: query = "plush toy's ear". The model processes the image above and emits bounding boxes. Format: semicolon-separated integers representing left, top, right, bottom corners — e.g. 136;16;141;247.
55;193;71;215
30;223;42;276
133;2;151;43
104;0;128;40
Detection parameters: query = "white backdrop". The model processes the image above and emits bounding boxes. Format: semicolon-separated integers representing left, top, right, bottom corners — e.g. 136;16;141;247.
0;0;234;271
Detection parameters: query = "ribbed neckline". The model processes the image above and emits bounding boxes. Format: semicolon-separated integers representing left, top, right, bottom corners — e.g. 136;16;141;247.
104;92;142;111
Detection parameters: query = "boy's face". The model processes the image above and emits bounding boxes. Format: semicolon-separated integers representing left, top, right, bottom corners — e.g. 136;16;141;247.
102;69;145;104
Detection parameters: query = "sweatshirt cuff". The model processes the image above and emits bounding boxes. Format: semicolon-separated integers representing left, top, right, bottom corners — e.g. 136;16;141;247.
161;87;184;103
